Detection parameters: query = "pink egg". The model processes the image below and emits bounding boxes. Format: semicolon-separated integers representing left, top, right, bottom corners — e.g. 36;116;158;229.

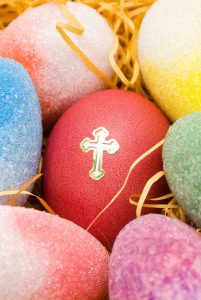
109;214;201;300
0;206;109;300
0;2;114;131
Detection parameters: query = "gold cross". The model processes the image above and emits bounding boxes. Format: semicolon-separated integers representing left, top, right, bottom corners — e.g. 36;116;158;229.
80;127;120;180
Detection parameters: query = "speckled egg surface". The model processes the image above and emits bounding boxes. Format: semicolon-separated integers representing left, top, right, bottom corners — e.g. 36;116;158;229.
109;214;201;300
138;0;201;122
0;2;115;131
163;112;201;227
0;58;42;205
0;205;109;300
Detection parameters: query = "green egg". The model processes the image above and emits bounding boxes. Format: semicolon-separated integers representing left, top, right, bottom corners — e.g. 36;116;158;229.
163;112;201;226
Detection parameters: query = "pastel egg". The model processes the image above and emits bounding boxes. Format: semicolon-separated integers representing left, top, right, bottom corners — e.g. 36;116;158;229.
163;112;201;227
43;89;169;249
109;214;201;300
0;2;115;131
0;58;42;205
0;205;108;299
138;0;201;122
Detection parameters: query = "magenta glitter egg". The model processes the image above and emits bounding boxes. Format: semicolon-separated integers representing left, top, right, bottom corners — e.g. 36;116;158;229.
109;214;201;300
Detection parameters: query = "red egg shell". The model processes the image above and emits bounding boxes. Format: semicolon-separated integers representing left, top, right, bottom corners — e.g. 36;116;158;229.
43;90;170;249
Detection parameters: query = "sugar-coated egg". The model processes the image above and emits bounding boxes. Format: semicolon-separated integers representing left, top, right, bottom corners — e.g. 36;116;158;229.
0;206;109;300
0;2;114;131
0;58;42;205
109;214;201;300
163;112;201;227
138;0;201;122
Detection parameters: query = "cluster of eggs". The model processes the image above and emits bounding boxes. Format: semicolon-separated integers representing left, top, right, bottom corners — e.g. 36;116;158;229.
0;0;200;299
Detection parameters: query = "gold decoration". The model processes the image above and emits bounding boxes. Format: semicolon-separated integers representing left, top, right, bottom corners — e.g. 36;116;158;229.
80;127;120;181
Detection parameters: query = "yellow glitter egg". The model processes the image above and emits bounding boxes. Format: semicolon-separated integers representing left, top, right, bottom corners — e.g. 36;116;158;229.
138;0;201;122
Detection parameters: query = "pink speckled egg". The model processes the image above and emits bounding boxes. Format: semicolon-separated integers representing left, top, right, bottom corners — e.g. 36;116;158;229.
0;206;108;300
0;2;114;131
109;214;201;300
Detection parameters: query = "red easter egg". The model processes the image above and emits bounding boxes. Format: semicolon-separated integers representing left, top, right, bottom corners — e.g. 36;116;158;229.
43;90;170;249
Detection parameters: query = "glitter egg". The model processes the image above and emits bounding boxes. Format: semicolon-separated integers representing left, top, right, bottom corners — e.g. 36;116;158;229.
0;58;42;205
0;205;109;300
43;89;169;249
0;2;115;131
163;112;201;227
138;0;201;122
109;214;201;300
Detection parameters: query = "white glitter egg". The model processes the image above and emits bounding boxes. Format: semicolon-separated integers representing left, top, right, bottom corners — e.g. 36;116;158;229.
0;2;115;131
0;206;109;300
138;0;201;122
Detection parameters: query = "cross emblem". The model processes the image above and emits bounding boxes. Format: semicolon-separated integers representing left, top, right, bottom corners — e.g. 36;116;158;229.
80;127;120;181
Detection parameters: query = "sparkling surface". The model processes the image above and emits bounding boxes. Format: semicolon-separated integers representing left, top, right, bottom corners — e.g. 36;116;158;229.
0;205;109;299
0;2;115;131
109;214;201;300
163;112;201;227
138;0;201;122
0;58;42;205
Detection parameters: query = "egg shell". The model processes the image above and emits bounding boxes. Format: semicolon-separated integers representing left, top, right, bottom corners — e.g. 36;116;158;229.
138;0;201;122
0;58;42;205
0;2;114;132
163;112;201;227
109;214;201;300
43;89;169;249
0;205;109;300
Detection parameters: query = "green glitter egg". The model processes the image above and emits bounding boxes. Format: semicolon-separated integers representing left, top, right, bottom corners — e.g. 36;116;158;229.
163;112;201;226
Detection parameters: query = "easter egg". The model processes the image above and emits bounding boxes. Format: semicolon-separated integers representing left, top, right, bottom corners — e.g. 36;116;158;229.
163;112;201;227
109;214;201;300
0;2;115;131
43;89;170;249
0;58;42;206
138;0;201;122
0;206;108;299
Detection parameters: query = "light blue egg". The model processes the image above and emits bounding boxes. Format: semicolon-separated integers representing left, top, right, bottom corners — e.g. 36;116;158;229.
0;58;42;205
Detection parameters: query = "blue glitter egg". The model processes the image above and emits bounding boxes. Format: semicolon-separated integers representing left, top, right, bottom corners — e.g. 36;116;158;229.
0;58;42;205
